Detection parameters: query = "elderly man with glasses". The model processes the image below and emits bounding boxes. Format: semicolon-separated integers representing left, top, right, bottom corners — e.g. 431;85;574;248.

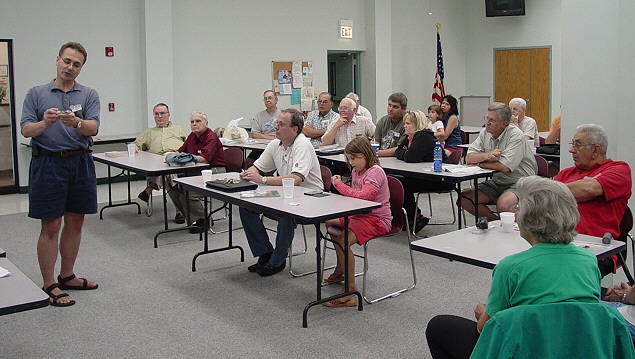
321;97;375;147
302;92;339;146
555;123;632;277
460;102;537;221
132;103;187;206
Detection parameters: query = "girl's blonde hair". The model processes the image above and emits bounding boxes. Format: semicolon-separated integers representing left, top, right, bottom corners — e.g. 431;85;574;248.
403;110;430;132
344;137;379;169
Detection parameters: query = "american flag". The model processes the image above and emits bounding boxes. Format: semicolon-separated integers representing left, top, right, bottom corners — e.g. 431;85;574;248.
432;28;445;104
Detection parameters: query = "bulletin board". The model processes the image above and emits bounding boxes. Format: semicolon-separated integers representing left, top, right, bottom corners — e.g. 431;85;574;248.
271;61;314;111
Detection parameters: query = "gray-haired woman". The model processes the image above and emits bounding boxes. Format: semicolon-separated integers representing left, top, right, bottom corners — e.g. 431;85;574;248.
425;175;601;359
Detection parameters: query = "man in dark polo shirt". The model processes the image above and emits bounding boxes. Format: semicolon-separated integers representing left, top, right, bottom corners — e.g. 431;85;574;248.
20;42;100;307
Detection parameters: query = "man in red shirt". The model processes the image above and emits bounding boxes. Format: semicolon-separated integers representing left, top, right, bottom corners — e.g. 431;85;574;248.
555;124;632;276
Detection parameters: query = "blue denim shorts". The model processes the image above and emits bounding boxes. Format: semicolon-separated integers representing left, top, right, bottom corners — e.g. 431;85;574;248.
28;153;97;220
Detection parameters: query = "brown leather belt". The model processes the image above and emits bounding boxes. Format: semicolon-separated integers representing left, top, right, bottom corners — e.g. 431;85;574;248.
38;147;93;157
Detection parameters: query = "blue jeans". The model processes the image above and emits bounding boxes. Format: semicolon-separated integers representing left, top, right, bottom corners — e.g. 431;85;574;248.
602;301;635;342
239;207;296;267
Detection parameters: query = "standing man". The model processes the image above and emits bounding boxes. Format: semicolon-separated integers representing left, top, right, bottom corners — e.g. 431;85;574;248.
302;92;339;146
21;42;100;307
321;97;375;147
374;92;408;157
509;98;538;141
165;111;225;232
346;92;373;124
461;102;537;220
133;103;187;203
239;109;323;276
555;124;632;277
245;90;281;169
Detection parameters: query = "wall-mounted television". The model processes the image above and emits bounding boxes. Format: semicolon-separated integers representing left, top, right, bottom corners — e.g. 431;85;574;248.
485;0;525;17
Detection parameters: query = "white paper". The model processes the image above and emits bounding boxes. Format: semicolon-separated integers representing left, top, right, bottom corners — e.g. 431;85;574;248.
0;265;11;278
301;99;313;111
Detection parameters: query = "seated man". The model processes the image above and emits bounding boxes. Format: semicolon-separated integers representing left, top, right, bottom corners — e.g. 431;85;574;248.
302;92;339;146
555;124;632;277
320;97;375;147
133;103;186;203
461;102;537;220
245;90;281;168
165;111;225;232
509;97;538;141
346;92;373;124
238;108;323;276
374;92;408;157
545;115;561;144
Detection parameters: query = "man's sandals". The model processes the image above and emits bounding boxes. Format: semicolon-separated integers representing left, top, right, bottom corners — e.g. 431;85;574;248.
57;274;99;290
42;283;75;307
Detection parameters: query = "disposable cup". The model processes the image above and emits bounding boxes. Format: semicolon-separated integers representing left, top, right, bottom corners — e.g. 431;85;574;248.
201;170;213;182
499;212;515;232
282;178;294;198
127;144;135;157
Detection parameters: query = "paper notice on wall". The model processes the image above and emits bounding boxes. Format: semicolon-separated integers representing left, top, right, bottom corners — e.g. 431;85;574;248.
291;88;301;105
301;99;313;112
292;61;301;73
292;71;302;88
302;86;314;100
280;83;292;95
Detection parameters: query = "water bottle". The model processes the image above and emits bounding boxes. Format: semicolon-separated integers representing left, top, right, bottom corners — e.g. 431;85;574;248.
433;141;442;173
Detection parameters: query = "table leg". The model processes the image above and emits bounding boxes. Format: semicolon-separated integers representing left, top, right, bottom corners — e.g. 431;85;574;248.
99;165;140;219
617;252;635;285
192;202;244;272
302;216;362;328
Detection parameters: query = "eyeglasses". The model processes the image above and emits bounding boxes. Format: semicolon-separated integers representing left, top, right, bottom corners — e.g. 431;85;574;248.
153;111;169;117
274;121;287;127
512;203;520;213
263;96;276;101
317;100;331;104
338;106;351;111
568;141;596;150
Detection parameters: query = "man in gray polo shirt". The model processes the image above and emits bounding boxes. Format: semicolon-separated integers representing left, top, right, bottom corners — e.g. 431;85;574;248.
461;102;537;221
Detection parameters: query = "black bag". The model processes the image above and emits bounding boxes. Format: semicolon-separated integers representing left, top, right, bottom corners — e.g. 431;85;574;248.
536;144;560;155
206;179;258;192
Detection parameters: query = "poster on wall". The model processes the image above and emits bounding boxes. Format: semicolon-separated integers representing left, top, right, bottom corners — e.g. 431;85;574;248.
277;70;292;95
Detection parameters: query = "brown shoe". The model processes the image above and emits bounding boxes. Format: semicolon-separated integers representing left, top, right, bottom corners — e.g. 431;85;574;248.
174;213;185;224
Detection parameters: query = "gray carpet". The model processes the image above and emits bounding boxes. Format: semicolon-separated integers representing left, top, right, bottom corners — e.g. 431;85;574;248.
1;198;491;359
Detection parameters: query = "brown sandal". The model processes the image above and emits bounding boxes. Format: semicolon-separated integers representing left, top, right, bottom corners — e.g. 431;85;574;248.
323;273;344;283
43;283;75;307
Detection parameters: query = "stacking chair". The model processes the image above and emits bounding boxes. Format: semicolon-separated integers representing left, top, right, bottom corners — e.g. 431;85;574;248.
460;130;468;144
534;154;551;177
618;206;635;284
321;175;416;304
412;148;464;234
471;302;635;358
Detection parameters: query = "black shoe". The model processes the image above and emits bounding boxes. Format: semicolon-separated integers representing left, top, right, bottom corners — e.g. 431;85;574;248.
414;216;430;234
257;261;286;277
138;190;150;203
174;213;185;224
189;218;205;234
248;252;272;273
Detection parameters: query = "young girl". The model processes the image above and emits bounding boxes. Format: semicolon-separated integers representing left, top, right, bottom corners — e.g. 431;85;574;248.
323;137;392;307
428;104;445;139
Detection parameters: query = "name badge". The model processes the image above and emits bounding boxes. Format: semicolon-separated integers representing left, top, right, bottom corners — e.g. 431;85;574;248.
70;104;83;113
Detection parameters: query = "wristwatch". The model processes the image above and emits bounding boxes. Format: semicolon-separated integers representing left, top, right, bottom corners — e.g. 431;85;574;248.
76;119;82;129
261;176;268;184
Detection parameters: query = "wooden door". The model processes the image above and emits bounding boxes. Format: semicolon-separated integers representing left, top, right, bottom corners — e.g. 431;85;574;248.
495;47;551;131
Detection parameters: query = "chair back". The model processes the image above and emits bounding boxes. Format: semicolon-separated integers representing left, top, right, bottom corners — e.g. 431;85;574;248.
534;154;550;177
618;206;633;243
539;136;546;145
460;130;468;144
471;302;635;359
320;165;333;192
386;176;406;236
223;147;244;172
447;148;464;165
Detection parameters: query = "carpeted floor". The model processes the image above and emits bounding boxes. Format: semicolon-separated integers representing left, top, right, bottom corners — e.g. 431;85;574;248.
1;199;492;359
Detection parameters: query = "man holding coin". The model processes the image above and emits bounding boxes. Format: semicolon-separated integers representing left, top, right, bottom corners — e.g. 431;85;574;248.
239;108;323;276
21;42;100;307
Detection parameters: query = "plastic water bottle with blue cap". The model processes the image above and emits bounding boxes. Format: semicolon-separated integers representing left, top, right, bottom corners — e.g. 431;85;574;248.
433;141;443;173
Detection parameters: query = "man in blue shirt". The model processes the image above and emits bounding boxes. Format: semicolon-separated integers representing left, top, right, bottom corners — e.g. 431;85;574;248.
20;42;100;307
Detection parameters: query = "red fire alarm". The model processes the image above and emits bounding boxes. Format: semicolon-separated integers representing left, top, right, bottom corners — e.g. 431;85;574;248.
105;47;114;57
108;103;115;112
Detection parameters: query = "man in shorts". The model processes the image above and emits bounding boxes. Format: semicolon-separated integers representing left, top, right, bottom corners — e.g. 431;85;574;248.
20;42;101;307
460;102;537;221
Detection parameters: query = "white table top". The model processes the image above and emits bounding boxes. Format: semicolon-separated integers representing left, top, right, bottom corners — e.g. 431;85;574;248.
0;258;49;315
461;126;484;134
411;221;625;269
175;172;381;223
93;134;138;145
319;154;495;183
93;151;210;176
220;138;271;151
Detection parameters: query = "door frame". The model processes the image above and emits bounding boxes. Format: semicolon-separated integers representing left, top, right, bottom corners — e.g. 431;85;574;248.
0;39;20;195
